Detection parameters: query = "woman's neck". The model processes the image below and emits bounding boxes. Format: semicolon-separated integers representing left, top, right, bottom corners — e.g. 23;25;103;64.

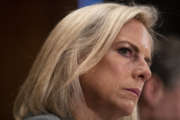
72;103;124;120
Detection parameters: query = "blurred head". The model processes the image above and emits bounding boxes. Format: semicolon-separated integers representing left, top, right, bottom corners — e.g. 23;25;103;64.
13;3;157;120
139;35;180;120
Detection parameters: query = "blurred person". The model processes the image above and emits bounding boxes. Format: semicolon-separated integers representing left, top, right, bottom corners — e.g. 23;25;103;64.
13;3;158;120
139;35;180;120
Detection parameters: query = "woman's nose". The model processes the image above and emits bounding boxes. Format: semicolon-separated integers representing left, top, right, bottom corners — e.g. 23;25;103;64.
132;58;152;82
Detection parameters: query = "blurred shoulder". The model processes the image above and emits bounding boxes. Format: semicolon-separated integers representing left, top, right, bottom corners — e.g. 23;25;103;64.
24;114;60;120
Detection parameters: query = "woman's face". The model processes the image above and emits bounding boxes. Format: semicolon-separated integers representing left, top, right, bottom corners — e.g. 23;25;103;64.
80;19;152;117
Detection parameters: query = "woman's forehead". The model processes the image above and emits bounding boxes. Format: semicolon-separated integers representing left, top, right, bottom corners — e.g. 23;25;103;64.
115;19;152;57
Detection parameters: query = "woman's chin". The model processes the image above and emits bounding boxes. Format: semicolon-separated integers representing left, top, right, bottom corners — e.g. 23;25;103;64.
123;107;134;116
115;99;136;116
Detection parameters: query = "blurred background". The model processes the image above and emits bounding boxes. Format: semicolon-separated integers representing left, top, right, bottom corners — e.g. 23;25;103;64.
1;0;180;120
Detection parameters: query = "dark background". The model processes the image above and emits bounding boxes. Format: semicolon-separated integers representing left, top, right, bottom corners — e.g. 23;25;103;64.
1;1;77;120
105;0;180;34
1;0;180;120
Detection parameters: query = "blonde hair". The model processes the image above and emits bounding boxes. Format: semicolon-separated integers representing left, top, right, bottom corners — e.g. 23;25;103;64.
13;3;158;120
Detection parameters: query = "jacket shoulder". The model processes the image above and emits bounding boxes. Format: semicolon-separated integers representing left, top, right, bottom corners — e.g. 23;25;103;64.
24;114;60;120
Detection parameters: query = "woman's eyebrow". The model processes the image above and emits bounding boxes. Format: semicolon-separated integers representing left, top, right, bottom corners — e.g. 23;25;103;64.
115;40;152;65
115;41;139;53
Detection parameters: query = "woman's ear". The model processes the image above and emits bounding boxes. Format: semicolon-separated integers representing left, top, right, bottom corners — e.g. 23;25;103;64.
143;74;164;107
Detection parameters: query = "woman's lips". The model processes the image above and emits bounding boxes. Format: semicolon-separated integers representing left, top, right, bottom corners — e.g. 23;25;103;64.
124;88;141;97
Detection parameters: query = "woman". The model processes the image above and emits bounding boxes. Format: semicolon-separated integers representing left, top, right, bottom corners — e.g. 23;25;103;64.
13;3;158;120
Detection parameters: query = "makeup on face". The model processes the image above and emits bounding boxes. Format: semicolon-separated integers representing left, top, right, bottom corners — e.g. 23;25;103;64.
113;41;152;67
80;19;152;118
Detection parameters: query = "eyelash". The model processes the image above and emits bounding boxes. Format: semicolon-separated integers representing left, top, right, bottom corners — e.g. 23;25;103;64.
117;47;151;67
117;47;134;57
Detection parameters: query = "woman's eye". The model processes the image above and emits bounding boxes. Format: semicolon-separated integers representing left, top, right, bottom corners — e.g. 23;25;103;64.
117;47;133;57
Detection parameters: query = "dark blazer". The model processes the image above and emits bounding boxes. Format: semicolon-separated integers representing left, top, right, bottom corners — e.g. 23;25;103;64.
24;114;60;120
